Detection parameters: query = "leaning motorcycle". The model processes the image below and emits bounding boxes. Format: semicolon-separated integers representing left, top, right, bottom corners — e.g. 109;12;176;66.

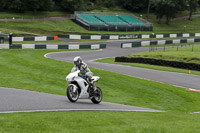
66;70;102;104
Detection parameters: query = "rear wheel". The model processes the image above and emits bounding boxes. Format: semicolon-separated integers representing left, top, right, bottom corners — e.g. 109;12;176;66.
91;87;102;104
67;85;79;102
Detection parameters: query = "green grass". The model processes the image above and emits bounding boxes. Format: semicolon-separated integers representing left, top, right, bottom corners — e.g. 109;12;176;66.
127;45;200;64
0;11;69;19
96;44;200;75
0;28;38;35
1;9;200;36
1;49;200;132
1;17;200;36
175;9;200;18
1;49;200;112
0;111;200;133
91;8;200;20
152;17;200;33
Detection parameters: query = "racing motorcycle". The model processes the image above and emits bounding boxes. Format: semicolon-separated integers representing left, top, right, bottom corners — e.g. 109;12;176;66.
66;70;102;104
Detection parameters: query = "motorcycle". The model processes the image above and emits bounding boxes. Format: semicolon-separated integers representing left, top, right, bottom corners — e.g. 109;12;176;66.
66;70;102;104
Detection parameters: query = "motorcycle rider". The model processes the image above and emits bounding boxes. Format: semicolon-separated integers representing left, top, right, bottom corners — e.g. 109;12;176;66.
71;56;95;96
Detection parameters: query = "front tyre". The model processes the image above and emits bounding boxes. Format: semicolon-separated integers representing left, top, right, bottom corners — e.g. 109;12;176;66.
91;87;102;104
67;85;79;103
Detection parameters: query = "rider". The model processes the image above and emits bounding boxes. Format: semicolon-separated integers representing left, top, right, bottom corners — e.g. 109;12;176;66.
71;56;94;95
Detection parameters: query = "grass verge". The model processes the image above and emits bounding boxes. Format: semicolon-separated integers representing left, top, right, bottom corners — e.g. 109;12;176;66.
0;49;200;112
1;49;200;133
0;111;200;133
1;17;200;36
0;11;69;19
127;45;200;64
96;44;200;76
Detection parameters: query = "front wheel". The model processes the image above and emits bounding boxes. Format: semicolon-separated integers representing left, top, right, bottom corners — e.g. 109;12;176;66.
67;85;79;103
91;87;102;104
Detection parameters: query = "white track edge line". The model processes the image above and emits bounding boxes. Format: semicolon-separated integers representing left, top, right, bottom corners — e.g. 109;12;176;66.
0;109;164;114
44;49;103;58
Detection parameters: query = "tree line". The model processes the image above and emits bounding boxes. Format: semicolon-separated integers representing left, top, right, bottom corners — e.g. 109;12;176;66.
0;0;199;24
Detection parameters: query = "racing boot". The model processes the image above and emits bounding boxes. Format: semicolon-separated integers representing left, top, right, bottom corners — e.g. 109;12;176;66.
89;81;95;98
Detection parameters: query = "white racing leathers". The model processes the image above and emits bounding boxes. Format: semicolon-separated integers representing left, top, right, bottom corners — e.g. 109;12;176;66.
71;62;93;82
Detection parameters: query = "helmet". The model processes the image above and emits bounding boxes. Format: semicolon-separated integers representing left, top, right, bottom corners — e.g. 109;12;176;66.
73;56;82;66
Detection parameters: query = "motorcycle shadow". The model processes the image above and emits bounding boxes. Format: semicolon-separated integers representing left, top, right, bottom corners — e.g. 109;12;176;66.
66;99;102;105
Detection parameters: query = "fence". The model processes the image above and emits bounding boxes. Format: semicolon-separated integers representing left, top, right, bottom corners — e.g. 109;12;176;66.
58;33;200;40
3;36;57;42
0;44;107;50
121;38;200;48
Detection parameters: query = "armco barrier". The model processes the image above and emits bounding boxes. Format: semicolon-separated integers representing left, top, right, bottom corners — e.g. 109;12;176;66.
7;33;200;42
3;33;200;42
121;38;200;48
115;57;200;71
5;36;58;42
58;32;200;40
0;44;106;50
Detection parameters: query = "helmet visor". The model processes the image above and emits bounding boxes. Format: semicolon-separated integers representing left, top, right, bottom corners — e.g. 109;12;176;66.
74;61;79;66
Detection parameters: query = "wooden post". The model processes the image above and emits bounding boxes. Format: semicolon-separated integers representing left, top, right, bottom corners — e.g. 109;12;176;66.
164;45;165;52
192;44;194;52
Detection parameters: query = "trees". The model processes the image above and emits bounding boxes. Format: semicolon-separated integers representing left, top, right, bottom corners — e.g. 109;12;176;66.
0;0;26;12
187;0;199;20
153;0;186;24
147;0;154;18
153;0;175;24
0;0;55;12
25;0;55;12
40;0;55;11
120;0;148;11
60;0;96;12
8;0;26;12
0;0;198;21
26;0;40;12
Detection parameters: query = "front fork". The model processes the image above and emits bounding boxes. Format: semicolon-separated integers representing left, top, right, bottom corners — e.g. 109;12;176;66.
87;83;97;94
69;84;78;93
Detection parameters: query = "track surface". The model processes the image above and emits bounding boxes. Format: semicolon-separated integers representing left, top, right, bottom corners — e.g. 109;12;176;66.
1;41;199;113
0;41;164;113
46;42;200;90
0;87;161;113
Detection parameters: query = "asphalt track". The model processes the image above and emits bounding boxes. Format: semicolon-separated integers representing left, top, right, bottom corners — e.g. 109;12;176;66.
0;87;162;113
0;41;166;113
46;41;200;91
1;41;199;113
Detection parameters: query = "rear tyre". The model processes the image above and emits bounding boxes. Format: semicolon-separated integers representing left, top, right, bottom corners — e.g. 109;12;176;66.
91;87;102;104
67;85;79;103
